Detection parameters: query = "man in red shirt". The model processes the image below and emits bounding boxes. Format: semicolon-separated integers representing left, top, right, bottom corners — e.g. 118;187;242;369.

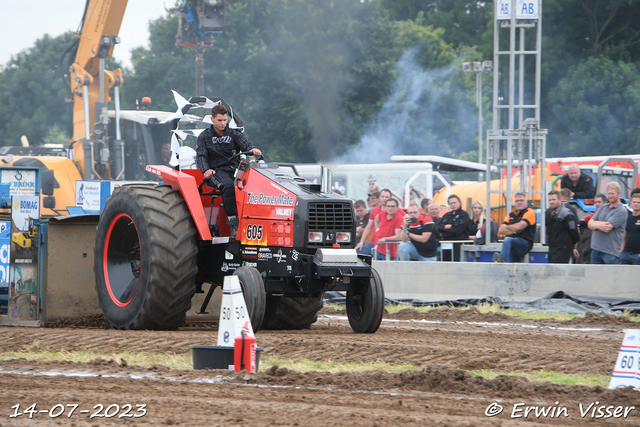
581;194;606;227
356;189;405;256
372;198;405;260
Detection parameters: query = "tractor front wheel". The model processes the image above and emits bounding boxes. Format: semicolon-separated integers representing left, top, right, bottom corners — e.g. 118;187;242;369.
94;185;198;330
232;267;266;331
346;268;385;333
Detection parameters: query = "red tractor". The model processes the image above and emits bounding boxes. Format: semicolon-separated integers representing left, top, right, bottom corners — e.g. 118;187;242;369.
93;127;385;333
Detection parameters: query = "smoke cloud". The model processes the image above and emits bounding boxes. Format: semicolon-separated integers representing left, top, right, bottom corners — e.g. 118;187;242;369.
271;2;352;162
335;48;475;163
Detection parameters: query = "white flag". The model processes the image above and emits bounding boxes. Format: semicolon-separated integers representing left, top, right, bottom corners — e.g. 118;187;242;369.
169;133;180;167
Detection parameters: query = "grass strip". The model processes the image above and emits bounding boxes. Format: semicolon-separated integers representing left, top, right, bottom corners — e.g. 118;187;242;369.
259;355;416;373
380;303;581;320
468;369;610;388
0;350;192;371
0;351;610;387
325;302;640;322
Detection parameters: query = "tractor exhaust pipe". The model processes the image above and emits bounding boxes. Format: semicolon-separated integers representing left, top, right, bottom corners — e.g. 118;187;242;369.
320;165;332;194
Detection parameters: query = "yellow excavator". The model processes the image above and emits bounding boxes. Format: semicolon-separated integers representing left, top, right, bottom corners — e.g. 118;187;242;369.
11;217;38;254
0;0;225;216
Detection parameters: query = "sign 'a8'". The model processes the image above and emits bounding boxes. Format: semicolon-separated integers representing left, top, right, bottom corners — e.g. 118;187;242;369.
496;0;539;20
496;0;510;19
516;0;538;19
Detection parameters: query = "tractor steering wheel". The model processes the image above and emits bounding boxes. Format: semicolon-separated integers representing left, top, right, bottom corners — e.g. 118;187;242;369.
227;150;263;168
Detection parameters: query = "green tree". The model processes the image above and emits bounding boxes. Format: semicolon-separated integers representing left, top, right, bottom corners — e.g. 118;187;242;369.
0;33;75;146
126;0;462;162
382;0;494;56
214;1;468;161
0;31;124;148
42;124;69;145
543;0;640;57
548;56;640;156
541;0;640;141
122;13;194;111
0;0;484;164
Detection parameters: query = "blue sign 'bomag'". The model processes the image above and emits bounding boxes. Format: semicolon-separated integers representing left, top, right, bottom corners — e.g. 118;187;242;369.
19;200;38;210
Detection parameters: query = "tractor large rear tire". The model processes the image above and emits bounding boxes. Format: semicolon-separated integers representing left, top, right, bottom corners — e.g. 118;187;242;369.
346;268;384;333
262;294;324;330
232;267;266;331
94;185;198;330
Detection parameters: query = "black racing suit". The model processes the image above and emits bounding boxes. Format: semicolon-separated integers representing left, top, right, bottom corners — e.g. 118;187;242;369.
436;208;471;261
546;203;580;263
195;125;256;217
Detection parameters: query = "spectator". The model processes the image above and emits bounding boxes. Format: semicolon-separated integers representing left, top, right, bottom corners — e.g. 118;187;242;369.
576;193;606;263
354;200;370;245
367;190;380;210
559;188;579;219
467;200;485;239
474;219;499;245
494;192;537;263
356;189;404;255
389;189;405;207
546;190;580;263
588;182;627;264
372;198;405;260
367;175;380;195
436;194;471;261
420;198;431;217
580;194;606;228
560;163;595;199
428;203;443;227
619;192;640;265
159;142;172;166
408;187;426;207
398;203;438;262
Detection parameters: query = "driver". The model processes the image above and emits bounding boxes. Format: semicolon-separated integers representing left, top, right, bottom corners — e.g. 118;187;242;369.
196;104;262;238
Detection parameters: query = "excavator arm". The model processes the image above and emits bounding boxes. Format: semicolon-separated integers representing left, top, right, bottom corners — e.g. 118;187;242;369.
66;0;226;181
69;0;128;180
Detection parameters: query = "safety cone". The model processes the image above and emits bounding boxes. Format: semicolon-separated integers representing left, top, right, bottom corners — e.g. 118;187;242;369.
217;275;255;347
190;276;261;371
609;329;640;390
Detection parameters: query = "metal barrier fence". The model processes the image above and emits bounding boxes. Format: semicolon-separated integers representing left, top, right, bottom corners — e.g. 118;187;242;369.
372;240;475;261
373;260;639;302
373;241;402;260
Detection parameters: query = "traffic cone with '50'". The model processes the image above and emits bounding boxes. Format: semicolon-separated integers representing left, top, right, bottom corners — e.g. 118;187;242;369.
234;321;256;373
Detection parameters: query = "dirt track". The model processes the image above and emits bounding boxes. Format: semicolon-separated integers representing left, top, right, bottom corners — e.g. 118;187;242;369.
1;307;639;426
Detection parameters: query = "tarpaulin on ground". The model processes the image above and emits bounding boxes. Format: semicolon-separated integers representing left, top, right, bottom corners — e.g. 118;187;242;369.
497;291;640;315
324;291;640;315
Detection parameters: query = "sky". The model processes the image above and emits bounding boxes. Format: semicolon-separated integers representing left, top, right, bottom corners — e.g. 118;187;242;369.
0;0;173;69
